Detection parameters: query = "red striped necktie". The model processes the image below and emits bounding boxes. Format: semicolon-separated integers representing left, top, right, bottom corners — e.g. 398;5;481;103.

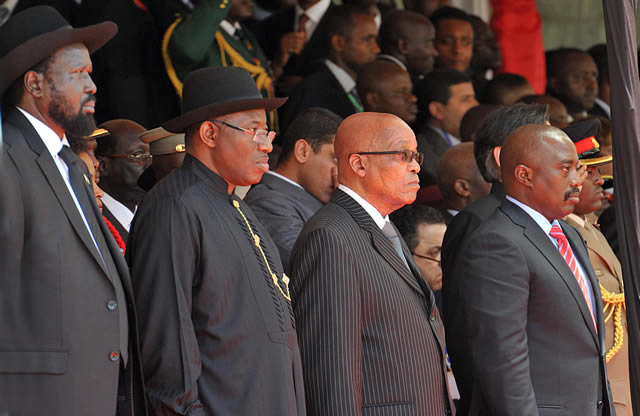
549;224;597;331
298;13;309;40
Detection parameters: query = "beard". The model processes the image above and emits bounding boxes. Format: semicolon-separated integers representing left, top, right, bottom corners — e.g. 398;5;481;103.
48;83;96;138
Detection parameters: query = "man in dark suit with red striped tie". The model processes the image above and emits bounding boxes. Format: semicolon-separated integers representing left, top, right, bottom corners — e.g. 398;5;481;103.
291;112;454;415
454;124;614;415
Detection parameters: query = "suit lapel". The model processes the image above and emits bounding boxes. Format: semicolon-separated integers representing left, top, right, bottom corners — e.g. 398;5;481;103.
333;190;428;300
9;110;109;276
502;201;599;345
562;221;604;347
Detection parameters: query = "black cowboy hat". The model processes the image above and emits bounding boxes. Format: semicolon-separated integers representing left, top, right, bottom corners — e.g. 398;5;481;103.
162;67;287;133
562;118;612;167
0;5;117;95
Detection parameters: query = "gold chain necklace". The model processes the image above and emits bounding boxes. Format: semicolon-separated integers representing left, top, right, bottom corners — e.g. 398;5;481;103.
232;200;291;301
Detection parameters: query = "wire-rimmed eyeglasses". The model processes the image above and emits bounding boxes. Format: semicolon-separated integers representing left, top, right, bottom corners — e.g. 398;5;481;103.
102;152;152;165
212;119;276;145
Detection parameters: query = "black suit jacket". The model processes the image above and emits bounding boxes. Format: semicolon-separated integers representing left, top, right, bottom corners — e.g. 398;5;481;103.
244;173;323;273
257;3;333;76
441;182;504;414
456;198;614;416
416;124;451;188
290;189;454;415
0;109;146;415
278;63;357;133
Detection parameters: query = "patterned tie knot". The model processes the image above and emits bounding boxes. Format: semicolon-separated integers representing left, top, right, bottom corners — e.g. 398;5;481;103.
382;221;397;239
549;224;567;245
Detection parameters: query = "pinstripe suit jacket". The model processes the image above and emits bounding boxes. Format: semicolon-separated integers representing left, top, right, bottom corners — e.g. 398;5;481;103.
290;189;454;416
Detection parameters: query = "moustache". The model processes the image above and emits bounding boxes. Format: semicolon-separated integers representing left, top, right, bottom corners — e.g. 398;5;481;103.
82;95;96;106
564;187;580;200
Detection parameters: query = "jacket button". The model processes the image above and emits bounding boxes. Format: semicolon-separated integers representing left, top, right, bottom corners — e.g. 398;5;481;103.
597;400;604;409
107;300;118;311
109;352;120;362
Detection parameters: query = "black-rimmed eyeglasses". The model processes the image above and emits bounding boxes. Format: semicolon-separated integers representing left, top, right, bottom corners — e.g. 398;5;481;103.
412;252;440;264
212;119;276;146
352;150;424;166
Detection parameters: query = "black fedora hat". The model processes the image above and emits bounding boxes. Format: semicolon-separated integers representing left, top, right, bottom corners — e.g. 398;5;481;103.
562;119;612;167
162;67;287;133
0;5;117;95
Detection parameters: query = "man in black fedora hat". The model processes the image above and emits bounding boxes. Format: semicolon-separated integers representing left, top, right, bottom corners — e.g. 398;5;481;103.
0;5;146;416
126;66;306;415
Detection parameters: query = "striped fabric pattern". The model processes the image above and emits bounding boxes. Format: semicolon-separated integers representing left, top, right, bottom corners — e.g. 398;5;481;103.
290;189;453;415
550;224;597;330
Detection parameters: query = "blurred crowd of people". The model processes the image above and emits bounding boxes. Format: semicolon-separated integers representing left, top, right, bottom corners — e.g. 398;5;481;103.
0;0;635;415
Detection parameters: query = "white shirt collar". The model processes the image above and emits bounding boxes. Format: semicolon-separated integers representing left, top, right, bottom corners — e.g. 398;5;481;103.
594;97;611;118
295;0;331;26
267;170;304;190
17;107;69;156
428;124;461;146
220;20;242;37
325;59;356;94
447;208;459;217
338;184;388;230
506;195;553;235
102;192;135;231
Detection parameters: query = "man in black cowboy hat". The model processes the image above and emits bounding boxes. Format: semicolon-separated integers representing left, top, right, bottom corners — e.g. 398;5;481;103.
126;66;306;415
0;6;146;416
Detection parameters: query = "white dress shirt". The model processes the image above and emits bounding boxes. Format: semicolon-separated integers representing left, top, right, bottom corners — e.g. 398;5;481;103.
17;107;101;251
325;59;356;94
220;20;242;37
102;192;135;232
506;195;596;314
295;0;331;41
267;170;304;190
338;184;388;230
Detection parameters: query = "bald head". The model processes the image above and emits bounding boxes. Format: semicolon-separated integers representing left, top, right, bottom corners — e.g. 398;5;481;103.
436;142;490;210
501;124;582;220
335;112;406;170
518;94;570;128
379;10;432;52
336;112;420;216
357;61;418;123
378;10;437;75
96;119;149;209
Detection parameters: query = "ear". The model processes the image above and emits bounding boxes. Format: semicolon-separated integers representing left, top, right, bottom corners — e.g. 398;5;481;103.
493;146;502;169
514;164;533;188
97;155;110;178
331;34;346;54
199;121;218;149
364;92;378;111
23;71;45;98
293;139;312;163
453;179;471;198
348;153;367;178
429;101;445;121
397;37;408;54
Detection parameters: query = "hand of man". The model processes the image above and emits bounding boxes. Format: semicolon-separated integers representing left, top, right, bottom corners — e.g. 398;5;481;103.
280;32;306;56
